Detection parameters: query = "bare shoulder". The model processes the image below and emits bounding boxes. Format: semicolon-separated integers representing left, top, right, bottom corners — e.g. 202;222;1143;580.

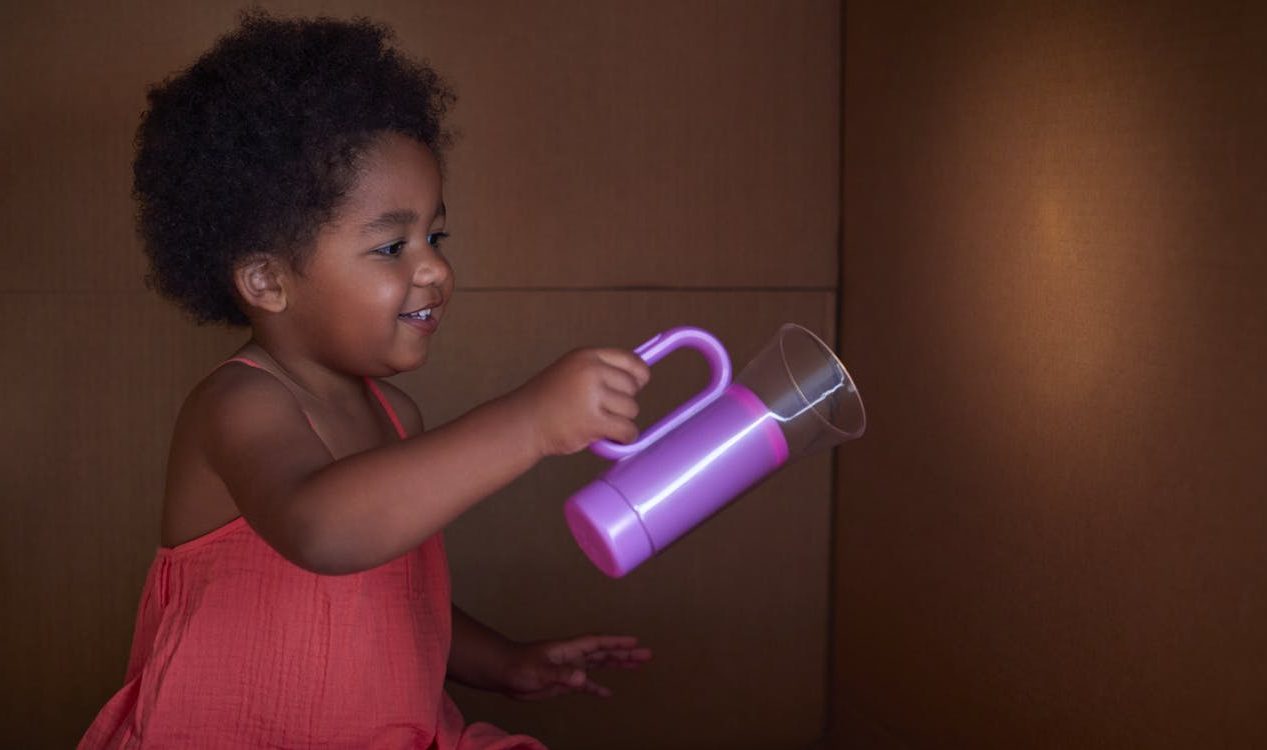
176;362;331;491
163;361;328;547
184;361;309;440
370;379;425;437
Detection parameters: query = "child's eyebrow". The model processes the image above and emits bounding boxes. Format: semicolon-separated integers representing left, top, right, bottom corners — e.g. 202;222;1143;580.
358;203;446;236
359;209;419;236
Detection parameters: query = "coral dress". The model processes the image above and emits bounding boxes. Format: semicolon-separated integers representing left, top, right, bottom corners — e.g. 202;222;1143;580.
80;360;544;749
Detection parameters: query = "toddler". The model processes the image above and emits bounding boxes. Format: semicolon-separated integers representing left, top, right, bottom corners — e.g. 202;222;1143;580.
80;11;652;749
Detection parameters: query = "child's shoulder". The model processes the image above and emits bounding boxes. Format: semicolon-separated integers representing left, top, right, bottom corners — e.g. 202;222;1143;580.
192;357;300;415
177;358;313;450
175;356;424;446
161;358;319;548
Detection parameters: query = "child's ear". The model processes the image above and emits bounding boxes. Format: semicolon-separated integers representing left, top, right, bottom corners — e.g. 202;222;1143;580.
233;255;289;315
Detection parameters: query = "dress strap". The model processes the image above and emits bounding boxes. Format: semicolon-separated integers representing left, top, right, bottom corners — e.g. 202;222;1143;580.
223;356;263;368
364;378;409;441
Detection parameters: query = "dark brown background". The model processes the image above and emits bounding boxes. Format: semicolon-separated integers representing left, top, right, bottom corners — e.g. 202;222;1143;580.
835;1;1266;747
2;1;1264;748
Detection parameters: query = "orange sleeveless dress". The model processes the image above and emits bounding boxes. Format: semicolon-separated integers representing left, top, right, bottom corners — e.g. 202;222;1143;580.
80;360;544;749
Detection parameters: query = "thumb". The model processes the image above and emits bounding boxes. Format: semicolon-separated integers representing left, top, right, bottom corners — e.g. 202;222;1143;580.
555;665;586;687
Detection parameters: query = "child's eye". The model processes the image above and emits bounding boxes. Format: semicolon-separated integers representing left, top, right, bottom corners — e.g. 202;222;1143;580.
375;240;407;258
427;232;449;249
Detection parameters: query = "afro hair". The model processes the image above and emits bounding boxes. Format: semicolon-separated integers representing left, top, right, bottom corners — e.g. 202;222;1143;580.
133;10;455;326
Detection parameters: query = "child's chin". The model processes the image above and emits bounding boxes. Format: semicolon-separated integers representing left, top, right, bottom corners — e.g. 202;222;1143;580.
394;350;429;371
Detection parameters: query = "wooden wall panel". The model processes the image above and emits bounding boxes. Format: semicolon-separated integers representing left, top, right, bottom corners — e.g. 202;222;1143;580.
0;2;841;748
0;2;233;293
430;0;840;288
835;2;1266;746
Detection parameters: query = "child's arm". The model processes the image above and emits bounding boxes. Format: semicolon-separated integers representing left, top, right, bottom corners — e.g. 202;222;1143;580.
447;606;520;690
198;348;649;574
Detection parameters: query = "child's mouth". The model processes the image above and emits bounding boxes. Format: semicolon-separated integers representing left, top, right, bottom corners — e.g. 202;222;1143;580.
398;304;440;334
399;308;433;321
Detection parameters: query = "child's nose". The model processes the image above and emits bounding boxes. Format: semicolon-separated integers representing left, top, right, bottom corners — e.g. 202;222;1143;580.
411;250;450;286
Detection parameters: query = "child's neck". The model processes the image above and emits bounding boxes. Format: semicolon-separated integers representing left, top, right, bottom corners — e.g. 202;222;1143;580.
240;334;369;407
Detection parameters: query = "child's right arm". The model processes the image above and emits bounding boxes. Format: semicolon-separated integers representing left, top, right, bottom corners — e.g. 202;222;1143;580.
198;348;650;574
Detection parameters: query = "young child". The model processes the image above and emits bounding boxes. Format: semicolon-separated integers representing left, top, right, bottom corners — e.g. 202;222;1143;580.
80;12;652;749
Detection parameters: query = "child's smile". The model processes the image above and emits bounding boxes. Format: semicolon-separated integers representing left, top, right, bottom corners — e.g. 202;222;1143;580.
398;298;441;334
399;303;437;329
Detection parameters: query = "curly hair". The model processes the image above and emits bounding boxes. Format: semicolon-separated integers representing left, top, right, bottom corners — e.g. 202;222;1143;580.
133;10;455;326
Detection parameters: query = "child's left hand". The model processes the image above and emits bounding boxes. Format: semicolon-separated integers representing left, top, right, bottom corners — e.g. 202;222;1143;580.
498;634;652;700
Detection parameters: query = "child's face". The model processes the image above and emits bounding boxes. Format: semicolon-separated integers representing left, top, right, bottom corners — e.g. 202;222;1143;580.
287;132;453;375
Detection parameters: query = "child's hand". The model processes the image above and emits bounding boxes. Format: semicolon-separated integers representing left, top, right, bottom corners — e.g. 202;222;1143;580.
513;348;652;457
499;634;652;701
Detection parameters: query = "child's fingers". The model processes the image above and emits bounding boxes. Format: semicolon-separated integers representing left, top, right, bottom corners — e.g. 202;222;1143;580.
602;415;639;445
555;634;642;661
602;390;640;421
595;349;652;389
518;674;611;700
601;364;642;396
584;647;653;669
